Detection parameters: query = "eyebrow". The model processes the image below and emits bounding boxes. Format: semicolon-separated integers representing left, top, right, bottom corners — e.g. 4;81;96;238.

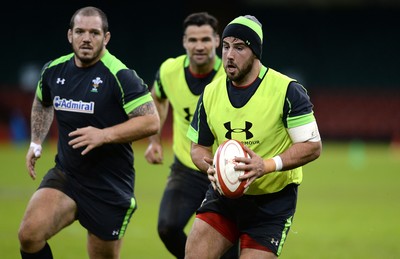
223;40;246;46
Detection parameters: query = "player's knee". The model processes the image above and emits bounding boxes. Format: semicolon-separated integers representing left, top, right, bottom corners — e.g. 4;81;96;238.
18;228;37;249
18;222;45;249
158;222;181;240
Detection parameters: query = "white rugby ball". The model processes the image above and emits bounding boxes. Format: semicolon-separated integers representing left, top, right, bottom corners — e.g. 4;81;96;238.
213;139;249;199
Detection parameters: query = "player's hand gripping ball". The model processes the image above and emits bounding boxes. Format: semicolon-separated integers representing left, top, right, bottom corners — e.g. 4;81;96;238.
213;139;249;198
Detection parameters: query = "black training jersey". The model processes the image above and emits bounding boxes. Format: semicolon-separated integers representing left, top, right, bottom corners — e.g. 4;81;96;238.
36;50;152;203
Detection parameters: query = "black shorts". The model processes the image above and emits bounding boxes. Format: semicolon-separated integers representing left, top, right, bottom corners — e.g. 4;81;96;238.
196;183;298;256
158;157;210;226
38;167;137;241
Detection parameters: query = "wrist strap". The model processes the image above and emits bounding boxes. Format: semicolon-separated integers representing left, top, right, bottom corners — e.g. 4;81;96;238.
272;155;283;171
30;142;42;157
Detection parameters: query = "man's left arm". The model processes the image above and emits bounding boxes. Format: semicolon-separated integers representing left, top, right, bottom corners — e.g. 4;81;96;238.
237;81;322;183
69;67;160;155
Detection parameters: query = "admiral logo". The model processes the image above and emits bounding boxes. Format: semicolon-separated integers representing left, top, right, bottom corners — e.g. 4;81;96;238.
53;96;95;114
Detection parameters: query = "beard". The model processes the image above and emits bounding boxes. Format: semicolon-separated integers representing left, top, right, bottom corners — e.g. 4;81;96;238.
72;43;104;66
225;57;254;83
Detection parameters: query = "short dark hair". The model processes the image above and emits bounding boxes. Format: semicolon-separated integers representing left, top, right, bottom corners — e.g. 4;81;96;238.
69;6;109;33
183;12;219;35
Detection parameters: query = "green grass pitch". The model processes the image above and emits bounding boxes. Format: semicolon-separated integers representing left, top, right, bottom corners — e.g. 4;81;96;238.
1;140;399;258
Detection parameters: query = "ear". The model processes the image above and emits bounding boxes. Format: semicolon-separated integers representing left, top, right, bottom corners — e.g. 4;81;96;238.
104;32;111;46
215;34;220;48
182;35;187;49
67;29;72;43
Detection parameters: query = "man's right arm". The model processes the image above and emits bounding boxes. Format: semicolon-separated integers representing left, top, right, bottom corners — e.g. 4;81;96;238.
31;95;54;145
26;95;54;180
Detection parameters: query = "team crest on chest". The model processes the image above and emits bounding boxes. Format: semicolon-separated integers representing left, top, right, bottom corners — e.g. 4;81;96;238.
91;77;103;93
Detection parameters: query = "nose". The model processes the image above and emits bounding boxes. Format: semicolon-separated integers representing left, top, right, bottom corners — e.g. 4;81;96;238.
224;47;234;59
194;42;205;51
82;32;92;42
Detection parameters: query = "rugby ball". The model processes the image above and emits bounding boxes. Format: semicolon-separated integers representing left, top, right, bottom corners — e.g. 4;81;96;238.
213;139;249;198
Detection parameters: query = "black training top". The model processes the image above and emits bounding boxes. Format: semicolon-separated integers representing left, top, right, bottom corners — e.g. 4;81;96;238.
36;50;152;203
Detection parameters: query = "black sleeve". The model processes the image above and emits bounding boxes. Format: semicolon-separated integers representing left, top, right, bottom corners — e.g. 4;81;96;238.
282;81;314;128
116;68;150;104
39;61;53;107
152;68;167;99
190;93;215;147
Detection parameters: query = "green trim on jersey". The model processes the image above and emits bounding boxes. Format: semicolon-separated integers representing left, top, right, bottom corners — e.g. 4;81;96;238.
123;93;153;114
35;83;43;101
200;68;302;194
36;53;75;101
158;55;224;170
101;50;129;105
118;197;137;239
101;50;128;73
184;56;190;67
287;112;315;128
258;65;267;78
49;53;74;67
101;50;153;113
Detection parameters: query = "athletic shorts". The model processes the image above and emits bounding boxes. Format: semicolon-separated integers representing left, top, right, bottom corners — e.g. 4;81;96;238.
38;167;137;241
158;157;210;226
196;183;298;256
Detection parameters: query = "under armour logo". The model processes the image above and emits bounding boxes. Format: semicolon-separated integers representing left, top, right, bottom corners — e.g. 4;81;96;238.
184;107;192;122
112;230;119;236
56;78;65;85
224;121;253;139
271;238;279;246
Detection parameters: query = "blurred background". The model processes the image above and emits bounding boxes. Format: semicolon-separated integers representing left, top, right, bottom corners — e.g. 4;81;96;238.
0;0;399;144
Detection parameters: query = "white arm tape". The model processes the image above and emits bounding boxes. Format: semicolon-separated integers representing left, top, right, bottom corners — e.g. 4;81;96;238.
287;121;321;143
30;142;42;158
272;155;283;171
